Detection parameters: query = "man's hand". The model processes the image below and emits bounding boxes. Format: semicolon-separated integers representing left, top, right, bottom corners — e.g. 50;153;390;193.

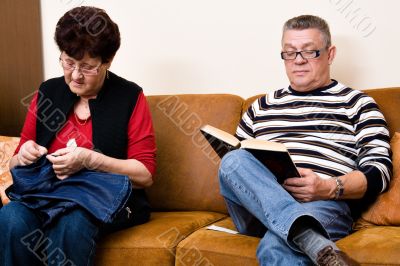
282;168;336;202
46;147;90;180
17;140;48;166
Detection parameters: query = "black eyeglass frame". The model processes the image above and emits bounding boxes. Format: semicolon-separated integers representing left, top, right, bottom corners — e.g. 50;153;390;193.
280;50;321;60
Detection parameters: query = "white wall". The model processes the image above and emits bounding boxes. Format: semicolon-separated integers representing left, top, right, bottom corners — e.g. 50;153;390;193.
41;0;400;98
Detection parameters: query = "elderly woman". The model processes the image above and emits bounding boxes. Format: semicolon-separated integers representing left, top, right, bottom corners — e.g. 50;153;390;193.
0;6;156;265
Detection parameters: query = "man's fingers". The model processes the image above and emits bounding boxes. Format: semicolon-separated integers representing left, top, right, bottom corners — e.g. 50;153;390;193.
297;168;313;177
284;177;305;186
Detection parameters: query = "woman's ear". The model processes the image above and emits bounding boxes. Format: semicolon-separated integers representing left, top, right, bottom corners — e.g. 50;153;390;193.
105;57;114;69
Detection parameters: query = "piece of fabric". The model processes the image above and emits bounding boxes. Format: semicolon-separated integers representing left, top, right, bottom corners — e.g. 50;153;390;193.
8;156;132;226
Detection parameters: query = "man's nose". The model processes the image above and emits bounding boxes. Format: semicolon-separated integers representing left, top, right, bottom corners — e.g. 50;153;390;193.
294;52;307;63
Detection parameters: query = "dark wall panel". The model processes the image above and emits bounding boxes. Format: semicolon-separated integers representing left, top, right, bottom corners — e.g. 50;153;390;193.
0;0;43;136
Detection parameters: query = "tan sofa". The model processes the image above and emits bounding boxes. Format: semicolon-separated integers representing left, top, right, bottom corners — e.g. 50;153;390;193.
1;88;399;265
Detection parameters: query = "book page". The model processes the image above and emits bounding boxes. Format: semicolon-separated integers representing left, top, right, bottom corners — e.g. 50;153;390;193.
200;125;240;148
240;139;288;152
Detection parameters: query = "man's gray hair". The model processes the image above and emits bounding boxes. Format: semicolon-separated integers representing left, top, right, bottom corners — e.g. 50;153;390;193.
283;15;331;48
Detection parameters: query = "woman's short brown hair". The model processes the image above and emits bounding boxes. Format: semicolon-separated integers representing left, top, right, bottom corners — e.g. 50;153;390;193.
55;6;120;63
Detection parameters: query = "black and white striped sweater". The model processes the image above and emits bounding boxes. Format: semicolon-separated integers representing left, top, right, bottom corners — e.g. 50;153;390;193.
237;80;392;201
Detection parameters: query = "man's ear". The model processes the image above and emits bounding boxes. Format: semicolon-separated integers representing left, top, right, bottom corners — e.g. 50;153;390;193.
327;45;336;65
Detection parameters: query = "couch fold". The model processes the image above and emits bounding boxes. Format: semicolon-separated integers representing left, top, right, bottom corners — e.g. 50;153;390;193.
176;217;259;266
95;211;226;265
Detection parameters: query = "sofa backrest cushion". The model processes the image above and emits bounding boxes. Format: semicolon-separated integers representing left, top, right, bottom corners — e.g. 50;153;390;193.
355;132;400;228
363;87;400;137
146;94;244;213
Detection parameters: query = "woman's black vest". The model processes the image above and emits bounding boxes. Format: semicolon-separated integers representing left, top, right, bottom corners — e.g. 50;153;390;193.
35;72;142;159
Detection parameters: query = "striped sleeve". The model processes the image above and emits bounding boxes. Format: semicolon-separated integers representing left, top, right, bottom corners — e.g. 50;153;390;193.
236;97;261;140
352;93;392;198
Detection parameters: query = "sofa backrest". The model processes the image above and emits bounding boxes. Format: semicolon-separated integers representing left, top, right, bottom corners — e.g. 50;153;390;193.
243;87;400;137
146;88;399;213
362;88;400;137
146;94;244;213
1;88;398;214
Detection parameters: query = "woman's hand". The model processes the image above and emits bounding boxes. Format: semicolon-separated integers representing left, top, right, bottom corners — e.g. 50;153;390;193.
282;168;336;202
46;147;91;180
17;140;48;166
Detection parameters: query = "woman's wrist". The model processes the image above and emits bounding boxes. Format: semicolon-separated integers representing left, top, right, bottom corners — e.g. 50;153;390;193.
81;148;103;171
9;155;21;169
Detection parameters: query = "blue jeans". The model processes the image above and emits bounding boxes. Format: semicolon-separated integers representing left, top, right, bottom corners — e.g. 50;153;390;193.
219;150;353;266
0;201;97;266
0;190;150;266
10;156;133;226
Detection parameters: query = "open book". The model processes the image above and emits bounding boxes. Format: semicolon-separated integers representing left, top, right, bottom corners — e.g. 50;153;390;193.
200;124;300;183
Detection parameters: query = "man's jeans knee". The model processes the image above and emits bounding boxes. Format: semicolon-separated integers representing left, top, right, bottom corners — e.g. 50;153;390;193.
219;149;247;178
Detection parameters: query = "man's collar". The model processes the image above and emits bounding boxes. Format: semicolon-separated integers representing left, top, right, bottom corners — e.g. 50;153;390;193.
288;80;338;96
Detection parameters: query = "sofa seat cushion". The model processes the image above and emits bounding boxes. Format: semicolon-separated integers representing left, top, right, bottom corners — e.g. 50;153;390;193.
176;217;259;266
95;211;226;265
336;226;400;265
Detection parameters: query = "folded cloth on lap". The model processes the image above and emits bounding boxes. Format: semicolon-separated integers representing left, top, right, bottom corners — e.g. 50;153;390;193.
7;156;132;226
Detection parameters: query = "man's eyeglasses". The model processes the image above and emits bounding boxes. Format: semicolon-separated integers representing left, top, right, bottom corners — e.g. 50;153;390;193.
59;58;102;76
280;50;321;60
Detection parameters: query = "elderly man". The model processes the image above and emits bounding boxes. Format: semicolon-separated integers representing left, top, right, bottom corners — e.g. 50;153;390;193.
218;15;392;266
